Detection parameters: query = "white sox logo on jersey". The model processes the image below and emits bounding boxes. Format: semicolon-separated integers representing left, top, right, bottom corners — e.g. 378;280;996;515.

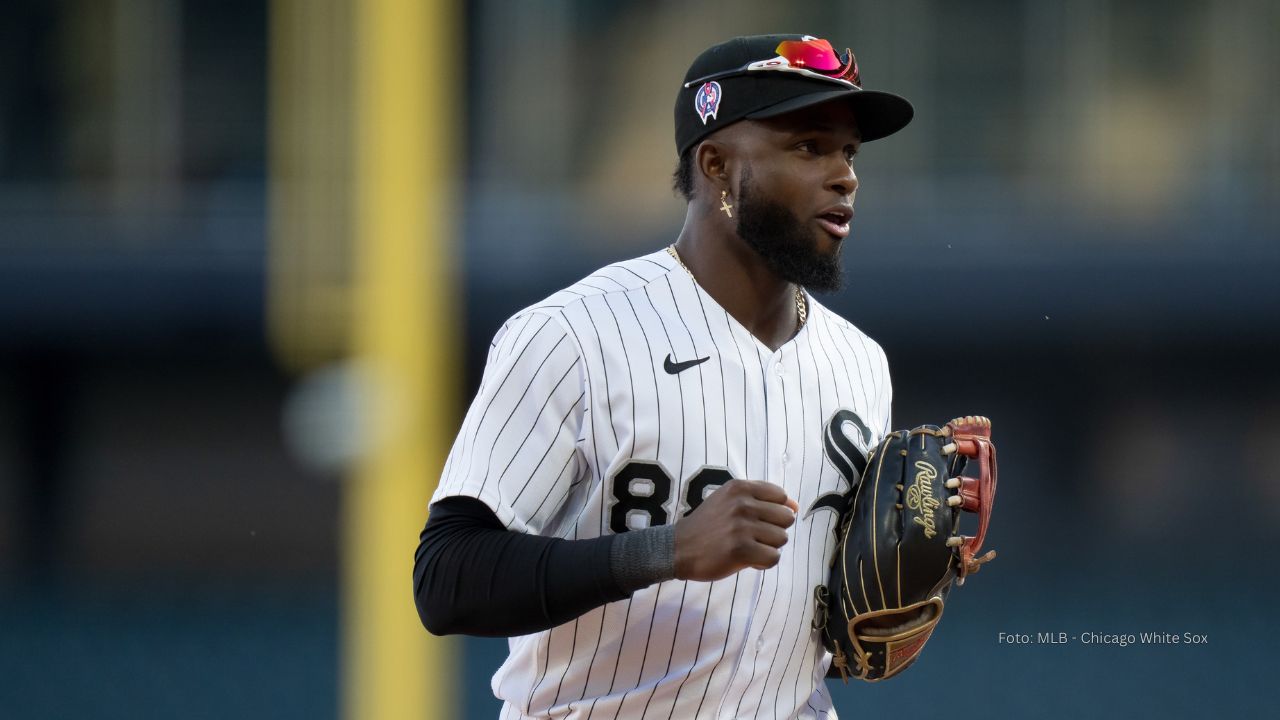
805;409;873;520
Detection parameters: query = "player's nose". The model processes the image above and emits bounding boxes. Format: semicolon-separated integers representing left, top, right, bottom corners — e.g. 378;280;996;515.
825;161;857;198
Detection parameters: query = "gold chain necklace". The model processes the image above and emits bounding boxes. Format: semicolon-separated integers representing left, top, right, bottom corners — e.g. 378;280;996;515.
666;244;806;327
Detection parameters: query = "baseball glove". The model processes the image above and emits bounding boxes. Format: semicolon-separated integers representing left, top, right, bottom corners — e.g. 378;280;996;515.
813;415;998;682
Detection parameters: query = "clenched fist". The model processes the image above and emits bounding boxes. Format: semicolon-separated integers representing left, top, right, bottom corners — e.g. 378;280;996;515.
673;479;799;582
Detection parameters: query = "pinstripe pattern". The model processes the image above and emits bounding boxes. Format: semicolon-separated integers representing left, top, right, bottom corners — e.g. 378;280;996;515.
432;248;893;719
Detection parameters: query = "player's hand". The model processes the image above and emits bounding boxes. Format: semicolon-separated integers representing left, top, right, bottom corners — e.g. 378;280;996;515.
673;479;799;582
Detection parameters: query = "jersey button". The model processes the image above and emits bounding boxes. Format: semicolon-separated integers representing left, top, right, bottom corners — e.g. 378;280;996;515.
774;362;783;375
756;636;766;652
781;452;789;464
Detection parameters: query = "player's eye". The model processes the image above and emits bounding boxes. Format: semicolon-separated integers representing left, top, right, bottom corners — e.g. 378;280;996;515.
796;140;820;154
845;146;859;163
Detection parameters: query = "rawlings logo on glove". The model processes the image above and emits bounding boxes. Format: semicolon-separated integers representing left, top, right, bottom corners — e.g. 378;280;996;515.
813;415;998;682
906;461;941;537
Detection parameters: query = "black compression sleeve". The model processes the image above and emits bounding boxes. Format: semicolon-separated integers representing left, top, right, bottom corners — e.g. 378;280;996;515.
412;496;631;637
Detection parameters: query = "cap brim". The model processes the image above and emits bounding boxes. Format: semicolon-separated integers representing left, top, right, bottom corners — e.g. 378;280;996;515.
745;88;914;143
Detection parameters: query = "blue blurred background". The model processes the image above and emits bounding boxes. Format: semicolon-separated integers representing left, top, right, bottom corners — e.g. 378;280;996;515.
1;0;1277;717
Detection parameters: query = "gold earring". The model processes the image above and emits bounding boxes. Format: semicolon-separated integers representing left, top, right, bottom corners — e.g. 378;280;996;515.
719;190;733;218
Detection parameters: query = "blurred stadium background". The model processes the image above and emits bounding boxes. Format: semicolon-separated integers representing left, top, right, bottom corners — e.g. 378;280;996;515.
1;0;1276;717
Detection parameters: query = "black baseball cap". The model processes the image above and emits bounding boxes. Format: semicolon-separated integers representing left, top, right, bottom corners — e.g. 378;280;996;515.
674;34;913;157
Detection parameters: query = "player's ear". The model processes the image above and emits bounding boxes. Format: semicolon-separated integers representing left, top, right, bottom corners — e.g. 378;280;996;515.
695;140;731;195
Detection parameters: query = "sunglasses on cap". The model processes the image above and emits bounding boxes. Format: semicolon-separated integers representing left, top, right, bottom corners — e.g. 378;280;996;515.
683;36;861;89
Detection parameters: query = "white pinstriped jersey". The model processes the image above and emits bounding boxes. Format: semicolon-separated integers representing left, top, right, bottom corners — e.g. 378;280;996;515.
433;248;892;719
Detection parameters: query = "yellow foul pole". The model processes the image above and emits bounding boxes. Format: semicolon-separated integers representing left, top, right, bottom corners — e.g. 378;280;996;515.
348;0;459;718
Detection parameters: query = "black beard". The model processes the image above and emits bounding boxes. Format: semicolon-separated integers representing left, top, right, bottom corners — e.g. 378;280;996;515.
734;168;845;294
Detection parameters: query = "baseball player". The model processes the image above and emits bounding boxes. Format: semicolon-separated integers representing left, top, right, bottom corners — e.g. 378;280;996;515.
414;34;914;718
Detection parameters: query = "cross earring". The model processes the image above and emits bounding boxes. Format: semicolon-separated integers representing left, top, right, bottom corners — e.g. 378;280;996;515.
719;190;733;218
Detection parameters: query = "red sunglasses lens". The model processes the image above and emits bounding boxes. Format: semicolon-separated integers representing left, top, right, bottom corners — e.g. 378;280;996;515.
775;39;841;72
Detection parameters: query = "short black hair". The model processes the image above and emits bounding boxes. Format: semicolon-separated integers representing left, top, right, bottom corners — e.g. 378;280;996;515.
672;148;695;202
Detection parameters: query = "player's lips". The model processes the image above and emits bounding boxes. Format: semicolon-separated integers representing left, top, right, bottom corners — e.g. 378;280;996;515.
815;204;854;239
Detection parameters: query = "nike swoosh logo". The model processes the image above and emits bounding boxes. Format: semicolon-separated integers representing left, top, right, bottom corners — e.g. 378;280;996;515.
663;353;710;374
